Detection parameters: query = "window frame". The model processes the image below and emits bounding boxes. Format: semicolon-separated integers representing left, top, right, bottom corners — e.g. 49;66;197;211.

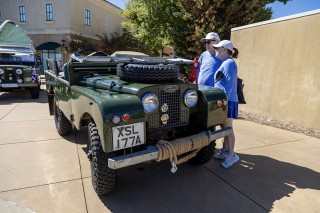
45;3;53;21
84;9;91;26
18;5;26;22
106;17;111;33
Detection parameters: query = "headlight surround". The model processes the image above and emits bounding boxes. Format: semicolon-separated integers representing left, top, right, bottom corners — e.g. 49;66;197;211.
0;69;4;75
142;93;159;113
184;89;198;107
16;69;23;75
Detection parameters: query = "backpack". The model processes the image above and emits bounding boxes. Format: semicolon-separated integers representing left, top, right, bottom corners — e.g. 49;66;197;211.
237;77;246;104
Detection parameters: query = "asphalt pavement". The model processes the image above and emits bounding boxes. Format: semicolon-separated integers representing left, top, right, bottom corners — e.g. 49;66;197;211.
0;90;319;213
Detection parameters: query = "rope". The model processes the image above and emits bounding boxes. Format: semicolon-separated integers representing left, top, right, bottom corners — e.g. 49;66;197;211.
156;131;212;172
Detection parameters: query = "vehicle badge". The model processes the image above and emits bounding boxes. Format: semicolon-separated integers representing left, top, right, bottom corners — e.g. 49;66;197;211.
163;85;179;93
161;103;168;112
161;114;169;124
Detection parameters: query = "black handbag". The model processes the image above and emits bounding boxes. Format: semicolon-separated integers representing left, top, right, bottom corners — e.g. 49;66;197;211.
237;77;246;104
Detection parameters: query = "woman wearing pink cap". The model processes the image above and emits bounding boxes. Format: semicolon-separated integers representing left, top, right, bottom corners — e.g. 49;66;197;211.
212;40;240;168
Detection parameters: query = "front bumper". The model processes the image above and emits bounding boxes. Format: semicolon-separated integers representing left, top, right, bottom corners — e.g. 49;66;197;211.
108;127;232;169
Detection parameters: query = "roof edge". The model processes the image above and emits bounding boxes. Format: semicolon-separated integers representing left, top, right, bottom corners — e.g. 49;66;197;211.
232;9;320;31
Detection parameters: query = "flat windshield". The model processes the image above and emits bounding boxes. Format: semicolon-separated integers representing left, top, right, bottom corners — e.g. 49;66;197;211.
0;53;35;63
0;21;36;65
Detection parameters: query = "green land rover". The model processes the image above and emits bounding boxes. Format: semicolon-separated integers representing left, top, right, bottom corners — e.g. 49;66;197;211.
0;20;40;98
45;50;231;195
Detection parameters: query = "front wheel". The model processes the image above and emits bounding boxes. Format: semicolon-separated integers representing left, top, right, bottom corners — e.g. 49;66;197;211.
189;141;216;165
88;120;117;195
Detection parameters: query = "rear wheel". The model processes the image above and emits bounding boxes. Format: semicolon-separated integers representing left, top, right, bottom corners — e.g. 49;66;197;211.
88;120;117;195
189;141;216;165
53;98;72;135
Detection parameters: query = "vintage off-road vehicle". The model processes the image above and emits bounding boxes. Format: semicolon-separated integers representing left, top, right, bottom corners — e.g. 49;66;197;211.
45;51;231;195
0;20;40;98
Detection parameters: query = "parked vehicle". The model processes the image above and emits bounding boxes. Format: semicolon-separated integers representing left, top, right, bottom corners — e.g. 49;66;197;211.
0;20;40;98
44;50;231;195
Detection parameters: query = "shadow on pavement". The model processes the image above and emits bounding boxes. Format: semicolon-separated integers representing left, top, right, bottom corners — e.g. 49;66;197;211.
94;153;320;213
211;153;320;211
0;90;48;104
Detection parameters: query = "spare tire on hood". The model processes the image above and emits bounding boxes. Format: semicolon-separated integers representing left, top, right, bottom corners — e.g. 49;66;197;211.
117;63;179;82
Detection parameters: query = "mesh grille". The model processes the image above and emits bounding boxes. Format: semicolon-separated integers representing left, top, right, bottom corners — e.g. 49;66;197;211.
148;85;189;131
4;69;17;81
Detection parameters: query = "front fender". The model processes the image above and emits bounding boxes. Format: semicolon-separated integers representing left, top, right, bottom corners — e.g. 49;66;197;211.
70;86;145;152
194;85;228;128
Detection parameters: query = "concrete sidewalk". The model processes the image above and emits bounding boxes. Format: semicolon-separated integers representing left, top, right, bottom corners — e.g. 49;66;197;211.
0;90;319;213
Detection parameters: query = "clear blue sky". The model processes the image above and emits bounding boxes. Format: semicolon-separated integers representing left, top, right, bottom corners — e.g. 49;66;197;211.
107;0;320;19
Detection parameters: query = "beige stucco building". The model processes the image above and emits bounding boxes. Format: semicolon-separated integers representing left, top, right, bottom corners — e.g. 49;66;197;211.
0;0;124;71
231;9;320;130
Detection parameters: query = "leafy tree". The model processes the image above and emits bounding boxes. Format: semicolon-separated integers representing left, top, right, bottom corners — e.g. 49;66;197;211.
122;0;290;58
99;28;158;56
68;35;95;53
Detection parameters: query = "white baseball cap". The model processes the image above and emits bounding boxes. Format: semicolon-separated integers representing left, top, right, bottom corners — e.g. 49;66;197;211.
212;40;234;51
200;32;220;43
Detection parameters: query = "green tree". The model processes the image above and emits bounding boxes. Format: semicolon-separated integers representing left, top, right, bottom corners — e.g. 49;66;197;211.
122;0;290;58
68;35;95;53
99;28;158;56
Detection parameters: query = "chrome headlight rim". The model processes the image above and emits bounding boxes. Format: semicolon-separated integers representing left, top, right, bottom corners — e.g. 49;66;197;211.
0;69;4;75
16;69;23;75
142;92;159;113
184;89;198;107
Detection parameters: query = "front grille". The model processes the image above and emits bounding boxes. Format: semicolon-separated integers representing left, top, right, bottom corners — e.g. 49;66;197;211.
147;85;189;131
4;69;17;81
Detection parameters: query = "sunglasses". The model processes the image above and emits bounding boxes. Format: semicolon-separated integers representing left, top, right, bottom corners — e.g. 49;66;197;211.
204;40;216;44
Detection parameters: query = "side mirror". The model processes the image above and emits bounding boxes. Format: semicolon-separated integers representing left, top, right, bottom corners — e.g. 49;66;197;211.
216;71;224;81
46;59;59;76
213;71;224;86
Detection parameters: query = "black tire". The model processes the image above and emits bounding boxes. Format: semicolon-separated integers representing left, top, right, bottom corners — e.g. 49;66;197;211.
30;86;40;99
189;141;216;165
117;63;179;82
53;98;72;136
88;120;117;195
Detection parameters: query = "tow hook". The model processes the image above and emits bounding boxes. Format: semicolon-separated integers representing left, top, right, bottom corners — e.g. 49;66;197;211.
87;150;93;161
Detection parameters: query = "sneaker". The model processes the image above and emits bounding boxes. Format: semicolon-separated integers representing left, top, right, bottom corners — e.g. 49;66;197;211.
221;153;239;168
214;148;228;160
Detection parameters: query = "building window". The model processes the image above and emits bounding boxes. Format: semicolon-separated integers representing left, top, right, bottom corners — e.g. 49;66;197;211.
106;18;111;33
19;6;26;22
85;9;91;26
46;3;53;21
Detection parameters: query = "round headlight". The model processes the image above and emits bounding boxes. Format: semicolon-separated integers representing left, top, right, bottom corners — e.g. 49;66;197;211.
142;93;159;113
0;69;4;75
184;89;198;107
17;79;23;83
16;69;23;75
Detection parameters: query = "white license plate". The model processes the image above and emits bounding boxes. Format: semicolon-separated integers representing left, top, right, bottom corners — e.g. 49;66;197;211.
2;84;18;88
112;122;145;151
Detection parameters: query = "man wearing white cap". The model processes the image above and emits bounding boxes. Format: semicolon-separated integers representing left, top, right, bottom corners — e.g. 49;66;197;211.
197;32;222;86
